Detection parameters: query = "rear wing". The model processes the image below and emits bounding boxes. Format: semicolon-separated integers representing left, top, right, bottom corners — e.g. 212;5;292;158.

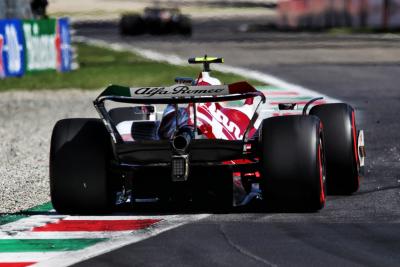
94;81;265;144
95;81;266;104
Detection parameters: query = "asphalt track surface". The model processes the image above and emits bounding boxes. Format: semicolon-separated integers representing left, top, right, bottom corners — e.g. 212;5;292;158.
74;18;400;266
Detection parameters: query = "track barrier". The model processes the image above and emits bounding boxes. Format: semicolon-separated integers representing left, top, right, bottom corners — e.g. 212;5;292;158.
0;17;72;79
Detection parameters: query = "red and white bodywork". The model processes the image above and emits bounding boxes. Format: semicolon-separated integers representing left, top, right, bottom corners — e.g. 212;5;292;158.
195;71;258;140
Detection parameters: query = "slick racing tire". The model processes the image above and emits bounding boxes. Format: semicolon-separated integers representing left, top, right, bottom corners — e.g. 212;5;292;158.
108;107;150;124
50;118;114;214
119;14;144;35
178;16;192;36
310;103;359;195
259;115;326;212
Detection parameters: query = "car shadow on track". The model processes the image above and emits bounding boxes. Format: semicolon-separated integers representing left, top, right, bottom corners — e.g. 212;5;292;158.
109;199;321;216
0;205;267;219
0;197;351;219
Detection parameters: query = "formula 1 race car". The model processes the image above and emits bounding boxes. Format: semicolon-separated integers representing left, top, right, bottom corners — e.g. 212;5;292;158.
119;7;192;36
49;57;365;214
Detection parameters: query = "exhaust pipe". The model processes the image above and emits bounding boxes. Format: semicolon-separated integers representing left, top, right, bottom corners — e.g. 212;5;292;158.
171;129;192;181
172;131;191;153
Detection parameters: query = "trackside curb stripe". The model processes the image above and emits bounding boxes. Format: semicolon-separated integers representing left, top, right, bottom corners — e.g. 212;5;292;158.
32;219;161;232
0;252;65;262
33;214;210;267
0;263;36;267
0;203;54;226
0;239;106;253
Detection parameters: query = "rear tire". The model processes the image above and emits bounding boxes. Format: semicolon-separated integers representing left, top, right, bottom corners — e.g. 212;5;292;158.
108;107;150;124
50;118;114;214
178;16;192;36
310;103;359;194
119;14;144;35
259;115;326;212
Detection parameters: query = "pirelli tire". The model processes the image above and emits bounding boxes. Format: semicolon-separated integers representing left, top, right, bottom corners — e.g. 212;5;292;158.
259;115;326;212
50;118;114;214
310;103;359;195
178;16;192;36
119;14;144;35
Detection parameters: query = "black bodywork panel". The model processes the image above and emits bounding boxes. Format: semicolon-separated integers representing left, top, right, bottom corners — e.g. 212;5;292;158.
116;139;245;164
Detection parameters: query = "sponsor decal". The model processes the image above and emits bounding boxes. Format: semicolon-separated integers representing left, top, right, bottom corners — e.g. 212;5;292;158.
0;19;25;77
55;21;62;71
197;102;252;140
0;34;4;78
4;25;23;74
207;103;244;139
56;18;72;72
22;19;57;72
0;18;72;78
130;84;228;97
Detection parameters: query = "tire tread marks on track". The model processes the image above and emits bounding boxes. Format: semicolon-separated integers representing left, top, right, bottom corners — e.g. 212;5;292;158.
219;223;277;267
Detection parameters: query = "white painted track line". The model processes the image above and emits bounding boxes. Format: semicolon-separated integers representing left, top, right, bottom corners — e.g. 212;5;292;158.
0;252;66;262
33;214;210;267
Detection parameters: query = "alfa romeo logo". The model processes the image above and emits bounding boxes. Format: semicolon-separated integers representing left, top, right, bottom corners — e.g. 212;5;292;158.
132;85;226;97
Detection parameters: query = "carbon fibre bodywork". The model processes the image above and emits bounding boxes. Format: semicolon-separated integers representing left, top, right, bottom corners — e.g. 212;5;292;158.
93;80;266;206
49;57;365;213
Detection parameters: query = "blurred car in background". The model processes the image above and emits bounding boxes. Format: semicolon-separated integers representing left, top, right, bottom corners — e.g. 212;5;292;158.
119;7;192;36
278;0;400;31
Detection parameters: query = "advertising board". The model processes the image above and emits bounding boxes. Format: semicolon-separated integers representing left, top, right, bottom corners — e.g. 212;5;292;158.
0;19;25;78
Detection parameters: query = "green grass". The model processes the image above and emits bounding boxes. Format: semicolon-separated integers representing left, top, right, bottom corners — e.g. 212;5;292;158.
0;43;261;91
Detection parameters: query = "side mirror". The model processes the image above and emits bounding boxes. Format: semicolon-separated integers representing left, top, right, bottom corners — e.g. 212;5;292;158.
278;103;297;110
175;77;194;85
134;105;155;115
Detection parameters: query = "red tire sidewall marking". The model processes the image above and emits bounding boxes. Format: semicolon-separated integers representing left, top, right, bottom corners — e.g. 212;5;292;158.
318;124;326;205
351;110;360;185
351;110;359;165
